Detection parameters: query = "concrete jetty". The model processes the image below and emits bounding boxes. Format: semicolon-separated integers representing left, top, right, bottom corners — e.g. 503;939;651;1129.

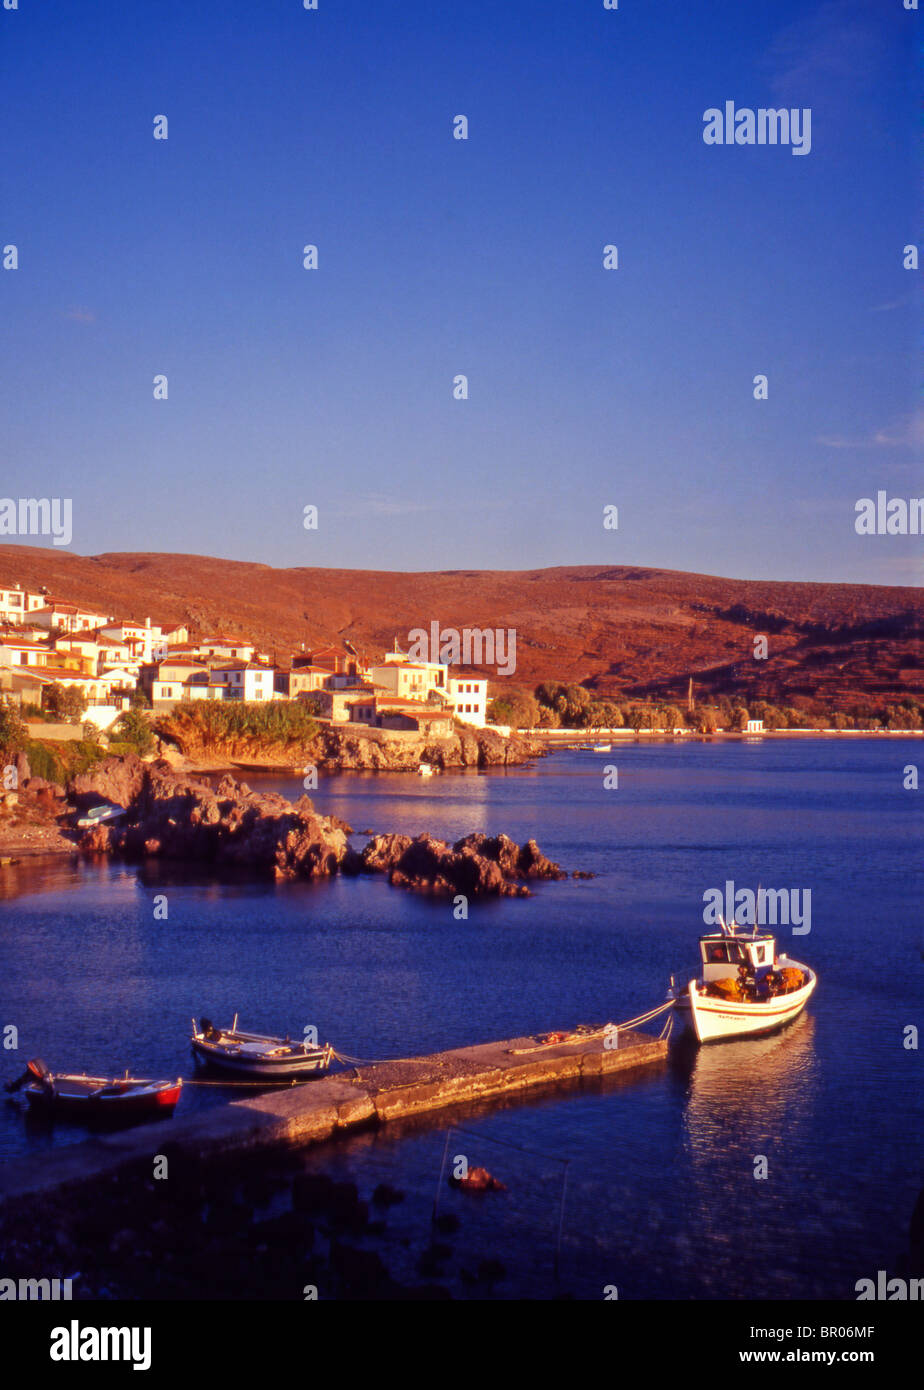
0;1026;667;1206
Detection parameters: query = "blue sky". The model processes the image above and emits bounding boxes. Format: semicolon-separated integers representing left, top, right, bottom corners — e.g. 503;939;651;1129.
1;0;919;584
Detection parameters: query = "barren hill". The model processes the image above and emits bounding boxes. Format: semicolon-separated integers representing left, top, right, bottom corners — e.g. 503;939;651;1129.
0;546;921;710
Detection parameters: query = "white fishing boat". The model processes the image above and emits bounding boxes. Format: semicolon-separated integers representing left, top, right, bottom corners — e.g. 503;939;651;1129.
418;762;435;776
668;922;816;1043
190;1016;334;1078
592;743;612;753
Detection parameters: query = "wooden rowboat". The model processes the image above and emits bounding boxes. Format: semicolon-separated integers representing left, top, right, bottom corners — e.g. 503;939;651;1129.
191;1016;334;1079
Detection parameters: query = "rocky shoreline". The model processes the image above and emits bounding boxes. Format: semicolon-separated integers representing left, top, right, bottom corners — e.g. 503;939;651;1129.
152;722;545;775
0;753;578;897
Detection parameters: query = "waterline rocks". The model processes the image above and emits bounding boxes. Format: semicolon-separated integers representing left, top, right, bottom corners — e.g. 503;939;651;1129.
311;724;541;772
72;756;354;879
361;830;567;897
70;756;569;895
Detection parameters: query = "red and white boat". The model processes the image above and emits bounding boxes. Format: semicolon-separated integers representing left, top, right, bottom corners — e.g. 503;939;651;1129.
6;1058;182;1122
668;923;817;1043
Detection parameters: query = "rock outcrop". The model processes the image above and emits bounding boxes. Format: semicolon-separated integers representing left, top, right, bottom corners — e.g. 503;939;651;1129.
72;756;355;880
303;724;542;773
69;755;569;895
360;829;567;897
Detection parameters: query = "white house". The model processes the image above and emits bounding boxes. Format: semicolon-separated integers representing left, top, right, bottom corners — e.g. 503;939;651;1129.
370;657;448;701
209;660;275;701
447;675;488;728
745;718;765;734
142;658;210;708
0;639;53;669
32;601;111;633
196;636;256;662
0;585;47;625
99;619;164;664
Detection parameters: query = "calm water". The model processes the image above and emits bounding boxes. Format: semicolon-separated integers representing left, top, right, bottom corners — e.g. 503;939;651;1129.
1;739;922;1298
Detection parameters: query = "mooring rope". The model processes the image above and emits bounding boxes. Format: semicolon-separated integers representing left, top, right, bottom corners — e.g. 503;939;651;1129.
507;998;675;1054
13;1002;679;1093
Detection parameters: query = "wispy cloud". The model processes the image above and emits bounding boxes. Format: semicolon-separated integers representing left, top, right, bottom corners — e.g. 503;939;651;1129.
870;294;914;313
818;411;924;450
766;0;885;107
64;306;96;323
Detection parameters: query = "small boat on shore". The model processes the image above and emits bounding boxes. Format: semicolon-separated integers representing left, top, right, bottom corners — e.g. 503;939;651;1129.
76;803;126;829
418;762;436;777
668;922;816;1043
5;1058;182;1122
191;1016;334;1078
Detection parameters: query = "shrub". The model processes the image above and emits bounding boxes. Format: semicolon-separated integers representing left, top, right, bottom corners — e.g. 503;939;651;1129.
0;699;26;758
43;682;89;723
158;701;319;752
486;691;541;728
21;737;107;784
111;709;156;755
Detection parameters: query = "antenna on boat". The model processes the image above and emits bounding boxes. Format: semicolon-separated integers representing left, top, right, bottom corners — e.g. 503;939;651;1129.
753;884;762;936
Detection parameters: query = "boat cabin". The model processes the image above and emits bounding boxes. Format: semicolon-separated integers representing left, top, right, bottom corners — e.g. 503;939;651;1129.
699;930;777;983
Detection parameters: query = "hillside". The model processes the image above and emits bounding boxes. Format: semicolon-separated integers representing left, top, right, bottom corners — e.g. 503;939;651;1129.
0;546;921;710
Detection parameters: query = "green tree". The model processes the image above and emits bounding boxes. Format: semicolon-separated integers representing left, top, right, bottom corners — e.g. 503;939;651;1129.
693;706;719;734
586;700;623;730
534;681;562;711
112;708;156;755
0;698;26;759
625;704;647;734
751;701;784;730
887;704;921;731
43;683;88;723
554;684;593;727
657;703;684;733
487;691;541;728
729;705;749;731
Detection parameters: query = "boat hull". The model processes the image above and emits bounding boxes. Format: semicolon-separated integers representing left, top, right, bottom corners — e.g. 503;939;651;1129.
24;1077;182;1123
191;1036;333;1078
673;966;816;1044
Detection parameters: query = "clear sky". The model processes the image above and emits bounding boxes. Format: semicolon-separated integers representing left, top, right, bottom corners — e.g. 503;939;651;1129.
1;0;920;585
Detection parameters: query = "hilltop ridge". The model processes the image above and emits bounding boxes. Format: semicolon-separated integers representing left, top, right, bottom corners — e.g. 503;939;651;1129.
0;546;920;710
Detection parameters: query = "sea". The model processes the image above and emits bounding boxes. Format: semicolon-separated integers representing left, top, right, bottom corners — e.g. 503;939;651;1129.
1;738;921;1299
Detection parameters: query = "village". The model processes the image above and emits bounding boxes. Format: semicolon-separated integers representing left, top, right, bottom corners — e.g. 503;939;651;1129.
0;580;489;738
